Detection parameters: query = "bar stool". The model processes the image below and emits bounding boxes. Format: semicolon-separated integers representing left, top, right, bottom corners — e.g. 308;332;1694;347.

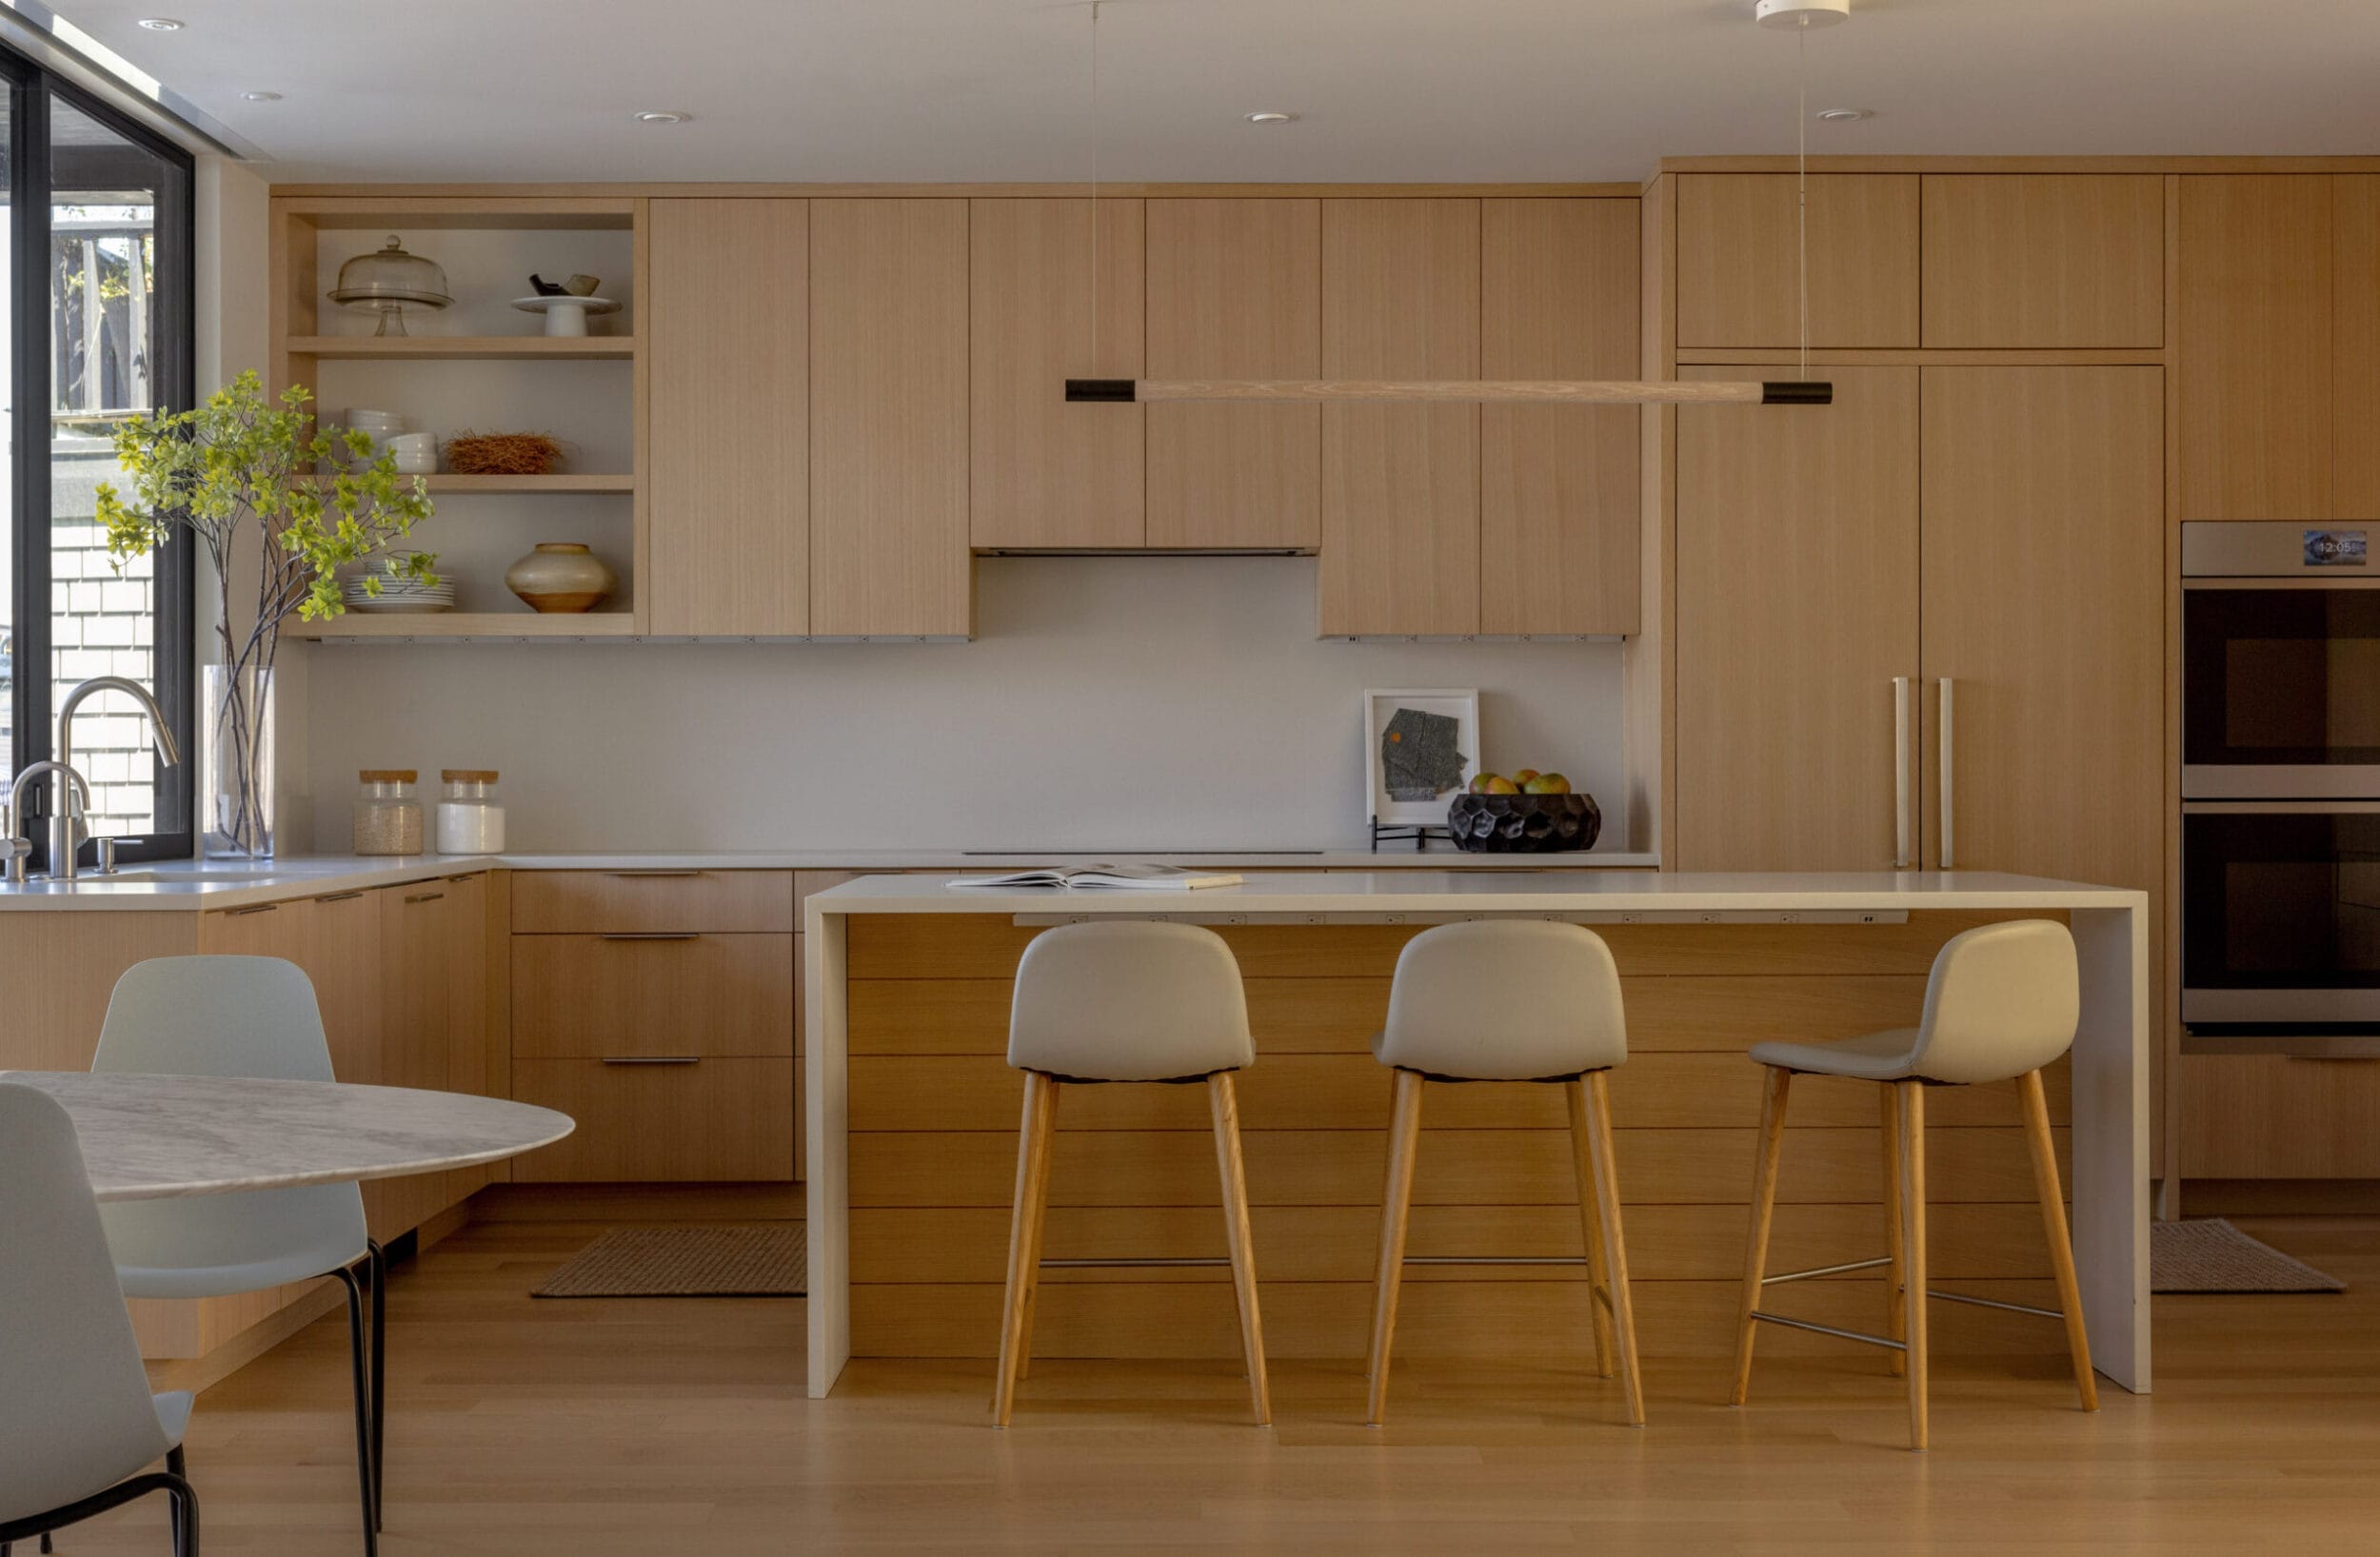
1728;918;2099;1450
1364;920;1643;1428
992;919;1270;1428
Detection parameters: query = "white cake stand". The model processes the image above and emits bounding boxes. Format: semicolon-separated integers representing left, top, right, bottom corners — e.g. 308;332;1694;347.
512;295;622;338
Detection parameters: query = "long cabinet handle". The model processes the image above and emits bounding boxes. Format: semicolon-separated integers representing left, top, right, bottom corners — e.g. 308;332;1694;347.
1938;677;1956;870
599;932;701;942
605;870;704;878
1893;677;1913;869
404;891;446;905
600;1055;703;1066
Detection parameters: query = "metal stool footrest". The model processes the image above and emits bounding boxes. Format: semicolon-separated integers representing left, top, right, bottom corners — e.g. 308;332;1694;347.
1748;1310;1909;1350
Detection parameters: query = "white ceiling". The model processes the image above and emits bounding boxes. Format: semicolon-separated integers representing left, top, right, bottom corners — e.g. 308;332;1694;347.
51;0;2380;184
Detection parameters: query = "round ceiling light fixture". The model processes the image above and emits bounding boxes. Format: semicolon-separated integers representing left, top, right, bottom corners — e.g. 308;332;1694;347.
633;109;693;125
1755;0;1849;28
1815;107;1873;122
240;90;283;103
1244;110;1299;125
136;15;185;30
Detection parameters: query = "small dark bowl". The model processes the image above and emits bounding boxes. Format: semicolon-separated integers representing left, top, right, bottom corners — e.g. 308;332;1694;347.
1446;791;1601;853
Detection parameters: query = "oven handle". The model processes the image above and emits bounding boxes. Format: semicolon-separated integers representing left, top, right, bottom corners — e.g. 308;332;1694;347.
2183;800;2380;815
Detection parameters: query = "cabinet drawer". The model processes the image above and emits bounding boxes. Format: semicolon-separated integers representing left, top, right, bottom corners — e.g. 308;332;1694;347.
511;1057;795;1182
510;870;794;934
2181;1054;2380;1178
512;934;793;1058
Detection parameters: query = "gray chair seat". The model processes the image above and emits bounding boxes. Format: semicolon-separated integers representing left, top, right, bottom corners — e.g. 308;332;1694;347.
1748;1028;1923;1080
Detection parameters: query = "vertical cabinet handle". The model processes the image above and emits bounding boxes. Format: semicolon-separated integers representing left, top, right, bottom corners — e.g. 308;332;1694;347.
1937;677;1955;870
1893;677;1913;869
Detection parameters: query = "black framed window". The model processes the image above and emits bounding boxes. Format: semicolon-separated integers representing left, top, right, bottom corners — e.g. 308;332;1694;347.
1;49;195;865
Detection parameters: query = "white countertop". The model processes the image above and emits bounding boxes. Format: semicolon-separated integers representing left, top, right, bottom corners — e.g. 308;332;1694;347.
0;846;1660;911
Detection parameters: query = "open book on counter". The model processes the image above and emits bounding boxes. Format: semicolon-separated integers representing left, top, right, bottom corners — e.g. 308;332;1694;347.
947;863;1246;891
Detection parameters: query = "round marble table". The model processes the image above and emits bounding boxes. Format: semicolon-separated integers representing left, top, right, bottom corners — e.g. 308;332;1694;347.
0;1072;575;1200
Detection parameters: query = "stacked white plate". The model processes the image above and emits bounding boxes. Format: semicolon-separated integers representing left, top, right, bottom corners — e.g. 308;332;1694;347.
339;408;407;467
343;571;455;614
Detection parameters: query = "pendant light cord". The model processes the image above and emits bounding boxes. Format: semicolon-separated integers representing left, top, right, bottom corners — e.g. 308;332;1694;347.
1088;0;1102;374
1796;21;1809;379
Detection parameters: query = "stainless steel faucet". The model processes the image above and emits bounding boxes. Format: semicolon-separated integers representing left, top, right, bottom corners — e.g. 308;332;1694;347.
48;676;182;881
3;760;90;884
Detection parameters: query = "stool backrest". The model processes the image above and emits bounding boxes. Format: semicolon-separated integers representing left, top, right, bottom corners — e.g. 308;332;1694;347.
1909;919;2079;1084
1378;920;1627;1079
0;1083;172;1526
1008;920;1254;1081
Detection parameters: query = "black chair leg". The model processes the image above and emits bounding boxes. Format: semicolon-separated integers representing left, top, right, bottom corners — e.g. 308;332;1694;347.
332;1266;378;1557
367;1240;387;1532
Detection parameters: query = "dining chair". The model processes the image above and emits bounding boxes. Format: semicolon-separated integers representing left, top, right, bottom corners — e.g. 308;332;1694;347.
92;956;386;1554
1362;919;1645;1428
1727;918;2099;1449
0;1083;200;1557
992;919;1271;1428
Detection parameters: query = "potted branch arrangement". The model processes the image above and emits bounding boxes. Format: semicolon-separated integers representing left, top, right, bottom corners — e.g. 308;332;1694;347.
95;370;435;857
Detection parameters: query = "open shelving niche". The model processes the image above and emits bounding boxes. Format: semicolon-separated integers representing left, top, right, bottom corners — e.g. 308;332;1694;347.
270;196;646;641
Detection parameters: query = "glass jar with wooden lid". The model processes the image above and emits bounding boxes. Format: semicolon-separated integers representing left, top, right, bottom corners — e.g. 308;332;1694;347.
353;770;424;856
435;769;505;855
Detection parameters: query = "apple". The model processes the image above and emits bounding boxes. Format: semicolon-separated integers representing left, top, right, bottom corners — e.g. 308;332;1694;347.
1522;772;1571;795
1468;773;1497;794
1480;775;1521;795
1513;768;1540;784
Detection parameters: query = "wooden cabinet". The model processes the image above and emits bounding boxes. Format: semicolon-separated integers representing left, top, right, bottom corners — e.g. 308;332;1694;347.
1920;175;2165;348
1479;197;1640;636
2178;175;2333;520
373;878;472;1235
809;198;972;636
1674;365;1920;871
1676;174;1920;348
2333;176;2380;517
969;198;1144;549
511;934;794;1058
1144;198;1322;549
2181;1055;2380;1178
510;868;794;934
646;199;810;635
1319;198;1482;637
511;1058;796;1182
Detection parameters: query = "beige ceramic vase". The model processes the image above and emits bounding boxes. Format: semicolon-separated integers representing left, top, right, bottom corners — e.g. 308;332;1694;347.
505;542;615;613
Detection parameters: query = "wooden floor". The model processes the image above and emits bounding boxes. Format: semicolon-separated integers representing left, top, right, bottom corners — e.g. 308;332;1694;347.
52;1214;2380;1553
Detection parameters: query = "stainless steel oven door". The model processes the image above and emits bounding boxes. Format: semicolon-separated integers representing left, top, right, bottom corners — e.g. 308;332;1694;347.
2183;800;2380;1028
2183;581;2380;798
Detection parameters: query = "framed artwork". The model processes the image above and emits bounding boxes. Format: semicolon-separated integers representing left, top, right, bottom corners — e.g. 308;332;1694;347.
1363;688;1480;826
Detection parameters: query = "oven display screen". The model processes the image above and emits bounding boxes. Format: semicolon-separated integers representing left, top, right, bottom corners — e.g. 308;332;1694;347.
2306;530;2369;567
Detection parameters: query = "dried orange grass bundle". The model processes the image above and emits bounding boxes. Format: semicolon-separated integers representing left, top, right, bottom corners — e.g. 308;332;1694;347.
443;430;564;476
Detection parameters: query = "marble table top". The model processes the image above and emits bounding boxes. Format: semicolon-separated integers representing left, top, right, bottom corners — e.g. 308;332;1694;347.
0;1073;575;1201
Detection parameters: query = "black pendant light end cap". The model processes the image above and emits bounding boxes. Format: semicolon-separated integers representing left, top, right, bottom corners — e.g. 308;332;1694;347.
1762;380;1834;405
1065;378;1139;403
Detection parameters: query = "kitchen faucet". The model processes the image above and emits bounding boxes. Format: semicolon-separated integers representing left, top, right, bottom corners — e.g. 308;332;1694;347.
45;676;183;881
2;760;90;884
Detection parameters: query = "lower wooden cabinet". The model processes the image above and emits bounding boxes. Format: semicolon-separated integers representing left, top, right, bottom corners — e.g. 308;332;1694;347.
511;933;794;1058
510;1057;796;1182
2181;1054;2380;1179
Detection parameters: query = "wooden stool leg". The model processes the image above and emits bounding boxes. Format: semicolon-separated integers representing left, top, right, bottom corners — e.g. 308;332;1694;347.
1208;1072;1272;1427
1576;1072;1646;1427
1014;1079;1061;1383
2019;1068;2099;1412
1575;1089;1616;1381
1880;1083;1907;1378
1729;1065;1792;1406
992;1072;1059;1427
1898;1078;1928;1451
1365;1069;1424;1425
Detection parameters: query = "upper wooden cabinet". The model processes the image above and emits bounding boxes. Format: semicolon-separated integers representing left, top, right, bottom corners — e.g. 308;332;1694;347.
2334;176;2380;518
1920;175;2165;348
1676;174;1920;349
809;199;973;635
1144;199;1322;549
2178;176;2333;521
646;199;810;635
1480;198;1640;637
1319;198;1482;637
969;198;1145;549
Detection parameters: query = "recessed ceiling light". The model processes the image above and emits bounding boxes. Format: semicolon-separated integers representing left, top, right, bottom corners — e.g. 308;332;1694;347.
136;16;185;30
1244;110;1298;126
1815;108;1874;122
240;90;282;103
633;109;693;126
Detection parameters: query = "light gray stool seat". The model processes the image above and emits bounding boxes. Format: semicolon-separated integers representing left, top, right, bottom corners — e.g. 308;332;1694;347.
993;921;1269;1428
1730;918;2099;1450
1364;920;1644;1428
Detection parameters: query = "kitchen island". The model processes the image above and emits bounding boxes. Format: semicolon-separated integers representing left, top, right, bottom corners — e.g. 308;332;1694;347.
803;870;2149;1398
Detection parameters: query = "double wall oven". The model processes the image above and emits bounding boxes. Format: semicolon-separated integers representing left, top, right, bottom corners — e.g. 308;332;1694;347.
2184;522;2380;1042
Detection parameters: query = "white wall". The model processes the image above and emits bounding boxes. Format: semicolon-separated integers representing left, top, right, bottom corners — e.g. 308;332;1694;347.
300;555;1628;853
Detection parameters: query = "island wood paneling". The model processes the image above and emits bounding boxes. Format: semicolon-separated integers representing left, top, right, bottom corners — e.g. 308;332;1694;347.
645;199;809;635
1319;198;1481;636
1143;198;1322;549
1920;174;2166;348
1479;197;1640;636
1676;173;1921;348
968;197;1146;548
841;912;2071;1363
808;198;972;635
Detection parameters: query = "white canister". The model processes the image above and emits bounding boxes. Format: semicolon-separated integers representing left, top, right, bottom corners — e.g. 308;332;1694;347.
435;769;506;854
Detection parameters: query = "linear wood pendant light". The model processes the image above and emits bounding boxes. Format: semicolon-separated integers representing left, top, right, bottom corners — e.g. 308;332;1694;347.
1060;1;1835;410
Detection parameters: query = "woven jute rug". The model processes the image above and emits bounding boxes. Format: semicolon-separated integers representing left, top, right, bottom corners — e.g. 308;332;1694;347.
2152;1218;2344;1294
532;1225;806;1299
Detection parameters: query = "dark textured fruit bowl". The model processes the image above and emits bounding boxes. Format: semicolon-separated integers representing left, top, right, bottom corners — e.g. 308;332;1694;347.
1446;791;1601;853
